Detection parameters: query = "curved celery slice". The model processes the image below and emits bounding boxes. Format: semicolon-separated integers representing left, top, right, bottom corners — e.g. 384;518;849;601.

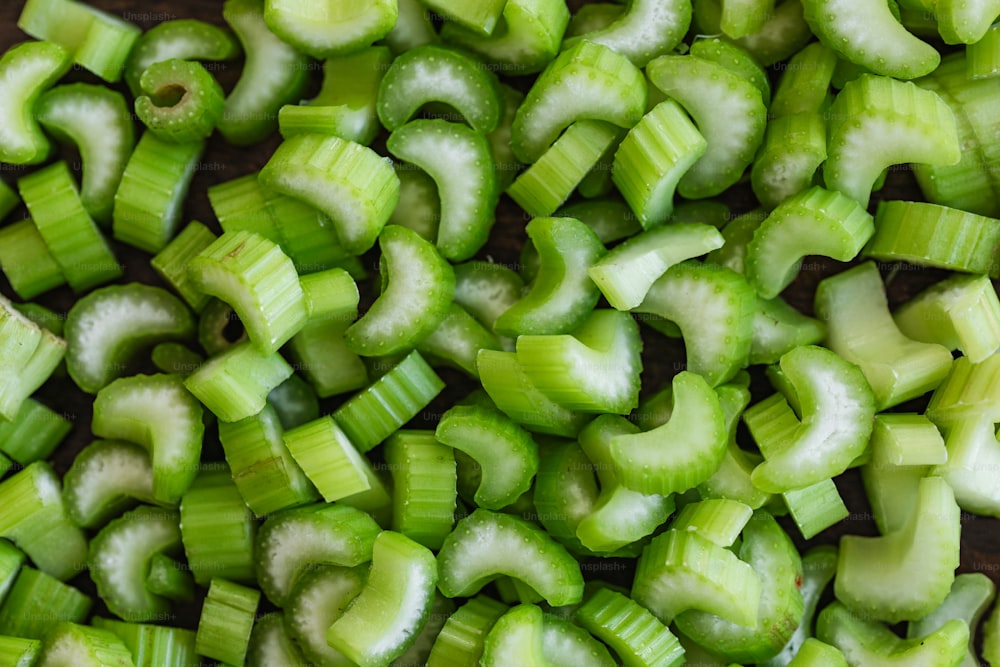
646;53;767;199
836;476;960;624
264;0;396;58
284;564;364;667
0;296;67;421
511;40;646;164
88;505;184;623
800;0;939;79
690;37;772;107
37;622;135;667
574;586;685;667
184;339;293;423
558;198;644;244
62;440;156;529
386;120;498;262
178;470;255;587
0;40;68;159
195;578;260;665
561;0;691;66
694;0;813;66
436;509;585;607
968;22;1000;78
538;612;617;666
750;112;827;211
747;345;875;493
815;261;954;410
769;42;837;118
495;216;605;337
417;302;505;378
259;133;399;255
936;0;1000;43
246;612;309;667
932;416;1000;517
383;431;456;550
35;84;134;224
718;0;776;37
746;187;873;299
378;45;502;133
908;572;996;667
327;531;438;667
135;59;225;143
750;295;826;366
91;374;204;505
124;18;241;96
65;283;195;395
427;595;508;667
453;261;525;342
824;75;961;207
533;439;601;555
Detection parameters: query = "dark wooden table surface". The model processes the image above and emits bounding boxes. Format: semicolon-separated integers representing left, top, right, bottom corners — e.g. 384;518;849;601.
2;0;999;641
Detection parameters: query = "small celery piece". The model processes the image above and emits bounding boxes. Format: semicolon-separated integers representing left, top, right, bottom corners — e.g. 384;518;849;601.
0;219;66;300
782;478;849;539
259;133;399;255
92;374;205;505
750;295;827;366
634;261;755;387
927;354;1000;427
124;18;242;96
427;594;507;667
0;567;90;640
36;622;134;667
184;340;293;422
135;59;225;143
479;604;548;666
824;75;961;207
188;230;307;354
786;638;848;666
453;260;526;339
495;216;606;337
264;0;396;58
62;440;156;529
705;207;766;274
867;200;1000;276
817;601;968;666
516;309;642;414
562;0;691;67
632;528;762;627
0;398;71;466
533;439;602;555
800;0;939;78
18;161;122;292
195;578;260;666
150;221;217;313
508;120;622;218
92;617;198;667
0;540;24;607
670;498;753;548
0;298;65;422
936;0;1000;43
326;531;437;667
0;40;70;164
282;415;381;504
609;371;725;496
417;302;505;378
815;261;954;410
511;40;646;164
254;502;381;606
283;565;364;667
145;551;194;604
719;0;776;37
746;186;874;299
908;573;996;667
0;636;40;666
88;505;184;623
440;0;570;75
690;37;772;107
65;283;196;395
384;431;456;550
112;132;204;254
988;596;1000;667
745;345;875;493
424;0;506;34
968;22;1000;76
435;403;539;510
178;469;256;586
751;112;828;210
246;612;309;667
217;404;319;516
219;0;311;145
392;593;455;667
612;100;708;230
0;180;17;221
575;587;685;667
836;476;960;623
932;415;1000;517
267;374;320;430
694;0;814;66
769;42;838;118
437;509;585;607
646;53;767;199
558;197;644;245
288;317;368;399
378;44;502;133
35;83;135;224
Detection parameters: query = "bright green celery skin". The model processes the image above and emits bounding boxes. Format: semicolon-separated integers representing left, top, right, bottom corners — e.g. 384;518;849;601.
936;0;1000;44
967;22;1000;77
378;44;502;134
815;260;954;410
0;539;24;606
508;120;622;219
282;564;365;667
416;302;505;378
557;198;644;244
867;200;1000;277
427;594;508;667
750;295;827;366
746;345;875;493
246;611;310;667
259;133;399;256
0;398;71;466
689;37;772;106
0;39;70;164
908;572;996;667
782;477;849;540
718;0;775;38
150;221;217;313
817;600;968;666
62;440;156;529
562;0;691;67
112;132;204;254
931;415;1000;517
92;616;198;667
0;297;66;422
18;161;123;293
693;0;814;67
179;469;256;586
288;308;369;399
750;112;828;211
263;0;396;59
436;509;585;607
326;531;438;667
705;207;766;274
785;638;847;666
669;498;753;548
35;621;136;667
645;53;767;199
574;586;685;667
439;0;570;75
92;374;204;505
194;578;260;666
0;219;65;300
611;100;708;229
769;41;837;118
746;186;874;299
0;636;41;666
926;351;1000;426
219;0;311;145
479;604;549;667
511;39;647;164
65;283;196;395
384;430;456;550
836;476;961;624
423;0;506;35
435;403;539;510
135;59;226;144
633;260;755;387
35;83;135;224
124;18;242;96
0;566;91;640
824;74;961;208
536;611;618;666
531;439;604;556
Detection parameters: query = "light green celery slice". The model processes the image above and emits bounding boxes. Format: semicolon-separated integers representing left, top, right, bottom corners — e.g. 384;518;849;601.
480;604;549;667
824;74;961;207
246;612;309;667
718;0;776;37
894;273;1000;364
936;0;1000;43
150;221;216;314
0;219;66;300
908;573;996;667
690;37;771;106
815;260;954;410
931;415;1000;517
782;478;849;539
124;18;242;96
926;352;1000;426
574;587;685;667
0;636;40;666
751;112;828;211
92;617;198;667
746;186;874;299
135;59;225;144
282;565;363;667
562;0;691;66
183;340;293;422
282;415;377;503
566;2;622;37
786;638;848;666
0;398;70;467
670;498;752;548
453;261;525;344
612;101;708;229
769;42;838;118
750;295;827;366
263;0;395;58
0;567;91;640
194;578;260;666
557;198;644;244
0;297;66;422
531;439;603;557
987;594;1000;666
422;0;507;35
417;302;505;378
537;612;617;666
645;53;767;199
384;430;456;550
967;22;1000;77
389;166;441;242
0;540;25;608
1;39;71;159
694;0;814;67
36;622;135;667
62;440;156;529
427;595;508;667
178;469;256;586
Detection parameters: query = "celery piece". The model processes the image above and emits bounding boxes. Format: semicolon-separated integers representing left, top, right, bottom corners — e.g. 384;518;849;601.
245;612;309;667
0;40;71;165
62;440;156;530
150;221;217;314
937;0;1000;44
926;354;1000;426
562;0;691;67
179;469;256;586
770;41;838;118
184;340;293;423
0;398;71;466
670;498;753;548
558;197;644;244
0;219;66;300
932;415;1000;517
0;636;40;666
194;578;260;666
0;540;24;609
282;415;383;505
283;565;364;667
908;573;996;667
0;567;90;640
417;302;505;378
533;439;602;556
135;59;226;143
91;617;198;667
751;112;828;211
264;0;396;59
37;622;135;667
427;595;508;667
750;295;827;366
479;604;549;667
574;586;685;667
782;478;849;540
384;430;457;550
124;18;242;96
